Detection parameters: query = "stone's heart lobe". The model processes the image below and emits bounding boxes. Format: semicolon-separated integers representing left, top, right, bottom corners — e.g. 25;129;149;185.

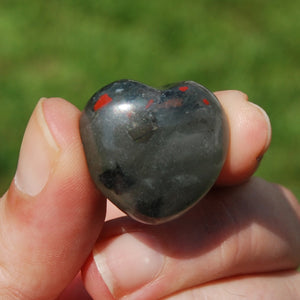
80;80;229;224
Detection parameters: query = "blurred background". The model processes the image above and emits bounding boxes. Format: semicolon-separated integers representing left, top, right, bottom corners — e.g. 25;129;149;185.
0;0;299;198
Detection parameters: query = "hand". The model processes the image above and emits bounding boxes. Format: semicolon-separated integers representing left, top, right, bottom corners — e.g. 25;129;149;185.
0;91;299;299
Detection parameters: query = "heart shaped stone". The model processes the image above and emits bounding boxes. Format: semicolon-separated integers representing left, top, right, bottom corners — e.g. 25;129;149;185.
80;80;229;224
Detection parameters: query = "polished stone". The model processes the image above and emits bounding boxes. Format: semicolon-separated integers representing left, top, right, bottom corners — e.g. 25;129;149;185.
80;80;229;224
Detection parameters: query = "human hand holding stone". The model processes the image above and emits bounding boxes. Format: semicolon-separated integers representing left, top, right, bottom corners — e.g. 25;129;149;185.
0;90;299;299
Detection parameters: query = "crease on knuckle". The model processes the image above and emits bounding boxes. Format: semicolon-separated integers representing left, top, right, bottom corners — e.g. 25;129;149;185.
0;284;32;300
217;200;243;272
284;272;300;299
0;265;35;300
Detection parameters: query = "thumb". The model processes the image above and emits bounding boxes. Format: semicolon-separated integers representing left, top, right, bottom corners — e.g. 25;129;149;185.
0;98;105;299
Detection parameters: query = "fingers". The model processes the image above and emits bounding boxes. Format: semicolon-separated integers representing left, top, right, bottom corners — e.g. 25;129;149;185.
83;178;300;300
164;271;300;300
0;98;106;299
215;90;271;185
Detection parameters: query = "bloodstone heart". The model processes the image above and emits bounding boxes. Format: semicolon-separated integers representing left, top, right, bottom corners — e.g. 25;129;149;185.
80;80;229;224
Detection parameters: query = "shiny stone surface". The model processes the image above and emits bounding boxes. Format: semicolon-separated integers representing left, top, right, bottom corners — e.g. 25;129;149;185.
80;80;229;224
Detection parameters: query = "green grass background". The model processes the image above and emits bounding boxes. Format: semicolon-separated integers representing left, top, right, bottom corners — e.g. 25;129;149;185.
0;0;299;199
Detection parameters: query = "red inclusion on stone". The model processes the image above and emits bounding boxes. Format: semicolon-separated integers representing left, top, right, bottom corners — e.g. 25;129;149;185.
94;94;113;111
179;86;189;92
145;99;154;109
203;99;210;105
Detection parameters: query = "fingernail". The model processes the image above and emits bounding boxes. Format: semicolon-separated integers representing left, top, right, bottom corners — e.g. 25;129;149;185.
93;232;165;298
249;102;272;152
14;98;59;196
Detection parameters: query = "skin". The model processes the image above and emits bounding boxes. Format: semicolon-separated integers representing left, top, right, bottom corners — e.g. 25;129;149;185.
0;90;299;299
